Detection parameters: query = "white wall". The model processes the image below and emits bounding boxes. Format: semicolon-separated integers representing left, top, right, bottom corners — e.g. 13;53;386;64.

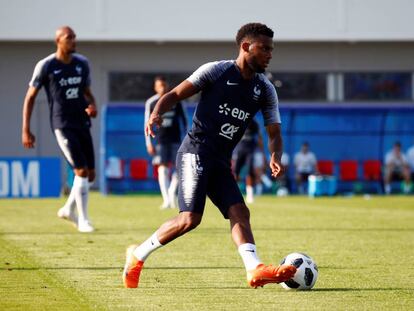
1;0;414;42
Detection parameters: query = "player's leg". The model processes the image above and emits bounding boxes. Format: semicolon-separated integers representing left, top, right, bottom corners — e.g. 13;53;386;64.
157;144;171;208
55;128;94;232
245;151;255;203
208;165;296;288
54;129;83;227
402;166;412;193
123;152;208;288
72;167;94;232
73;129;96;232
167;143;180;208
384;164;394;194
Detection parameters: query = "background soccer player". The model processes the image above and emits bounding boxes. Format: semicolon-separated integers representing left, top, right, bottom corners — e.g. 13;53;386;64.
123;23;296;288
22;26;97;233
144;76;187;209
233;118;263;204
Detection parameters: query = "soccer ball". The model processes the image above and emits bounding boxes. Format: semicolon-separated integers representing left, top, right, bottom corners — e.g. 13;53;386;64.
280;253;318;290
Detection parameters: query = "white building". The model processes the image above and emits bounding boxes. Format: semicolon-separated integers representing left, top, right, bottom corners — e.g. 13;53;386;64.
1;0;413;184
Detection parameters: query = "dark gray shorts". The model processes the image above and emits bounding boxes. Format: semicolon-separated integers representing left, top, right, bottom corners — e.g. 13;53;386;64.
176;152;244;219
153;143;180;165
54;128;95;169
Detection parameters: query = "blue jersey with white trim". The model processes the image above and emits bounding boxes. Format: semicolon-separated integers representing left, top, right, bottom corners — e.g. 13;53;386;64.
180;60;281;160
29;53;92;130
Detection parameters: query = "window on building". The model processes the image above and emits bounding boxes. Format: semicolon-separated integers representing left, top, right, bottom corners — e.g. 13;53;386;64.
109;72;190;102
344;72;412;101
270;72;327;101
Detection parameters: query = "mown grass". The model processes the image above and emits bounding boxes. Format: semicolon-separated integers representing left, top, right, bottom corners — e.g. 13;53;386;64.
1;194;413;310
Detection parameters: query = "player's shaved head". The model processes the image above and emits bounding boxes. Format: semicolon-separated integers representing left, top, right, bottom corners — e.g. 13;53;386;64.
55;26;76;55
236;23;274;46
55;26;75;41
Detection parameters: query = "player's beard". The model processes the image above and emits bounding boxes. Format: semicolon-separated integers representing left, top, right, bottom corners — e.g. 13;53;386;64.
247;57;266;73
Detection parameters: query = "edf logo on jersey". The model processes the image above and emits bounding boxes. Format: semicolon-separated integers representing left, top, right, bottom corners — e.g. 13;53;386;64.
218;102;250;140
219;103;250;121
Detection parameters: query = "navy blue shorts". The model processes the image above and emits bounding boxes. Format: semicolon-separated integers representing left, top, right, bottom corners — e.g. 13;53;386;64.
54;128;95;169
153;143;180;165
176;152;244;219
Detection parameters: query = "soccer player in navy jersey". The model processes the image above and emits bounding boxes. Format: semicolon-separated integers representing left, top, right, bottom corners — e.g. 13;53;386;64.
145;76;188;209
123;23;296;288
22;26;97;233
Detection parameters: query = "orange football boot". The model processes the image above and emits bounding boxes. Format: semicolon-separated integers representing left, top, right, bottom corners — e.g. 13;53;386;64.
122;245;144;288
247;264;296;288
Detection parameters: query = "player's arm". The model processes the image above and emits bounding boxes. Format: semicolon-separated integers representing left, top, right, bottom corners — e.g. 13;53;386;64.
84;87;97;118
178;102;189;134
266;123;284;178
146;81;198;137
22;86;40;148
144;98;155;155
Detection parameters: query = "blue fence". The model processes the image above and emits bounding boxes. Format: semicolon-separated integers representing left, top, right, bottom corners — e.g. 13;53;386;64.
100;104;414;194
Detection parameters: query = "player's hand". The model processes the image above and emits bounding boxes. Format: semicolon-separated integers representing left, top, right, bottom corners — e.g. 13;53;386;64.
85;105;98;118
22;130;36;149
145;112;163;138
147;145;156;156
269;154;284;178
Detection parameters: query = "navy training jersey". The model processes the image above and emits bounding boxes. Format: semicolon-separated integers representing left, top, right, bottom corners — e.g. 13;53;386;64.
29;53;92;130
144;94;187;146
180;60;280;160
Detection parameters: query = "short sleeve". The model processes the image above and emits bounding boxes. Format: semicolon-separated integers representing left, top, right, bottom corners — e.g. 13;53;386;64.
187;60;233;89
29;59;47;89
261;79;281;126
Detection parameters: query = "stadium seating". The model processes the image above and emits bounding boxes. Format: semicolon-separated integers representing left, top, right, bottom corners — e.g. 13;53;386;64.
129;159;148;180
362;159;383;193
317;160;334;175
363;160;382;181
339;160;358;181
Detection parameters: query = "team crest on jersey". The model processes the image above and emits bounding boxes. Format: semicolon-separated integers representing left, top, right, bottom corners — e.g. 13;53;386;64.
76;65;82;75
253;85;261;101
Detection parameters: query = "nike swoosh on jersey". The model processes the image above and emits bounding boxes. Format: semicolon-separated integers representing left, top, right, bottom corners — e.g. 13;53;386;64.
54;69;62;74
226;80;239;86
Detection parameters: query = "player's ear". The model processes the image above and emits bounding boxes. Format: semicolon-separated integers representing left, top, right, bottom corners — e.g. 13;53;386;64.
241;41;250;53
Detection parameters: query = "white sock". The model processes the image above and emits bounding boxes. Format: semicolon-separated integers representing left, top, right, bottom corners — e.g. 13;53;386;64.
385;184;391;194
73;176;89;223
238;243;262;271
168;171;178;207
62;185;76;214
133;232;163;262
62;179;93;215
158;166;170;206
246;185;254;203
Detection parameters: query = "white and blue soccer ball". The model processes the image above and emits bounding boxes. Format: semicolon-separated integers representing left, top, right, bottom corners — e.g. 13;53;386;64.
280;252;318;290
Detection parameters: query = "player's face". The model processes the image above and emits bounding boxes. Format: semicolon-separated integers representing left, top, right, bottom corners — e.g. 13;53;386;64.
154;80;168;96
57;29;77;54
246;35;273;73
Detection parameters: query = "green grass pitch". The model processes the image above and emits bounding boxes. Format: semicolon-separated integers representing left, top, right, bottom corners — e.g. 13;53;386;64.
1;193;413;310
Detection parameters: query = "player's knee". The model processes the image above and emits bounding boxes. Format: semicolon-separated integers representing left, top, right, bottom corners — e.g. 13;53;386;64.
178;212;202;232
74;167;88;178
